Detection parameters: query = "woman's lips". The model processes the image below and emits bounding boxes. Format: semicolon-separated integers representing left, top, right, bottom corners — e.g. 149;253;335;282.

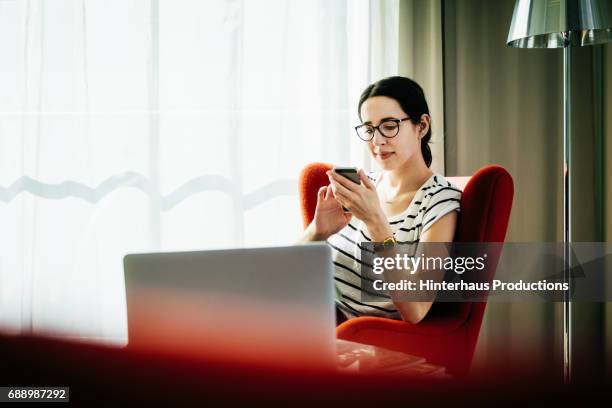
378;152;394;160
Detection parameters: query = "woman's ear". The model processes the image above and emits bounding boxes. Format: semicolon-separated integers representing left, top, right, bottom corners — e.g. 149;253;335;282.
419;114;431;138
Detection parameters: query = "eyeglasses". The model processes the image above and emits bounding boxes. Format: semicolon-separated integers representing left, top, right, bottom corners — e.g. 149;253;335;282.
354;117;411;141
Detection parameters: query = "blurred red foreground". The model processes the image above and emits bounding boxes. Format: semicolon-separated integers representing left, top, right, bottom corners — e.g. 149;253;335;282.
2;334;612;405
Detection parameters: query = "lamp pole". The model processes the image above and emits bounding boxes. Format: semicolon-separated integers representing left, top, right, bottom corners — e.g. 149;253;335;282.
562;42;572;384
507;0;612;384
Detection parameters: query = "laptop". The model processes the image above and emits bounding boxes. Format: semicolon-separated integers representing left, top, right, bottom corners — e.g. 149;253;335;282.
123;243;336;369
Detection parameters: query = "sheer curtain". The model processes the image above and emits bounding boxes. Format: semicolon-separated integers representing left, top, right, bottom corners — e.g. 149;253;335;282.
0;0;399;344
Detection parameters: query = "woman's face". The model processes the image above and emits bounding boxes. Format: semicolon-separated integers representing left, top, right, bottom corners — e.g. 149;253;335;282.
359;96;428;171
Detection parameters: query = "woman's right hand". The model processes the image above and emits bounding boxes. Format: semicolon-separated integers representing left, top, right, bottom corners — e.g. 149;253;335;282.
311;185;353;240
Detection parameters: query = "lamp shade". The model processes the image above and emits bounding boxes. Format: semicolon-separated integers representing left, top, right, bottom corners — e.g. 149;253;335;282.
507;0;612;48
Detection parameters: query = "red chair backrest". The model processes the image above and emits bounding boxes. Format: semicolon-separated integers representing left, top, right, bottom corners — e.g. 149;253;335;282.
452;165;514;243
299;162;334;229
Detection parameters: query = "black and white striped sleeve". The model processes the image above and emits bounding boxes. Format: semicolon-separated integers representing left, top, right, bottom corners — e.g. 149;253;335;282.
420;186;462;234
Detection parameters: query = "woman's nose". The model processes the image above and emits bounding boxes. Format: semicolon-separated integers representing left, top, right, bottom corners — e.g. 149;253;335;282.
371;130;387;145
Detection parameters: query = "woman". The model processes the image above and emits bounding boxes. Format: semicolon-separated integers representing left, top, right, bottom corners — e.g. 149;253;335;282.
299;76;461;325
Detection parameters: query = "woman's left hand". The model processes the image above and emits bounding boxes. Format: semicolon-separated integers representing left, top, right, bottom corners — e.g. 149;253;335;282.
326;169;384;226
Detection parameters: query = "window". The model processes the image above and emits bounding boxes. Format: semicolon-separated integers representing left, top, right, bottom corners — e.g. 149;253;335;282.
0;0;399;343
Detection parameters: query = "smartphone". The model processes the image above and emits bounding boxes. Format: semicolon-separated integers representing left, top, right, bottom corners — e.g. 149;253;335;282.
334;167;361;185
333;167;361;212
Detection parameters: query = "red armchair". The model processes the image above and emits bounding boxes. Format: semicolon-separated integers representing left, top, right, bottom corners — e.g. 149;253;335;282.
298;163;514;375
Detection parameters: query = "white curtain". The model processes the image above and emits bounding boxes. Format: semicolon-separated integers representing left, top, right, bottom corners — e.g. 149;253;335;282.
0;0;400;344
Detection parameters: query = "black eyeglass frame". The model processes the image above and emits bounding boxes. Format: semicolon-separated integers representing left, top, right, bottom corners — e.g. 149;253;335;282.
354;117;411;141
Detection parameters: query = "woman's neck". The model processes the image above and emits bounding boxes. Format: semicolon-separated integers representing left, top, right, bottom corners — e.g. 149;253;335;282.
384;156;433;193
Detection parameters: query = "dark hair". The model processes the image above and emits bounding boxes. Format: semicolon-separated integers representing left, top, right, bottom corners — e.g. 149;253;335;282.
358;76;432;167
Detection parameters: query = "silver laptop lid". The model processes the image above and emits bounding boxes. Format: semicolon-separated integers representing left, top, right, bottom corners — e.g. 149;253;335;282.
124;243;335;368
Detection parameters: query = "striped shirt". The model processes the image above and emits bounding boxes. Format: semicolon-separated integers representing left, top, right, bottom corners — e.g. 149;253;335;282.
327;171;462;320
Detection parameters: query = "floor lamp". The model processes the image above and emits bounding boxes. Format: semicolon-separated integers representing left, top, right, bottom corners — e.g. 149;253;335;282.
506;0;612;383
